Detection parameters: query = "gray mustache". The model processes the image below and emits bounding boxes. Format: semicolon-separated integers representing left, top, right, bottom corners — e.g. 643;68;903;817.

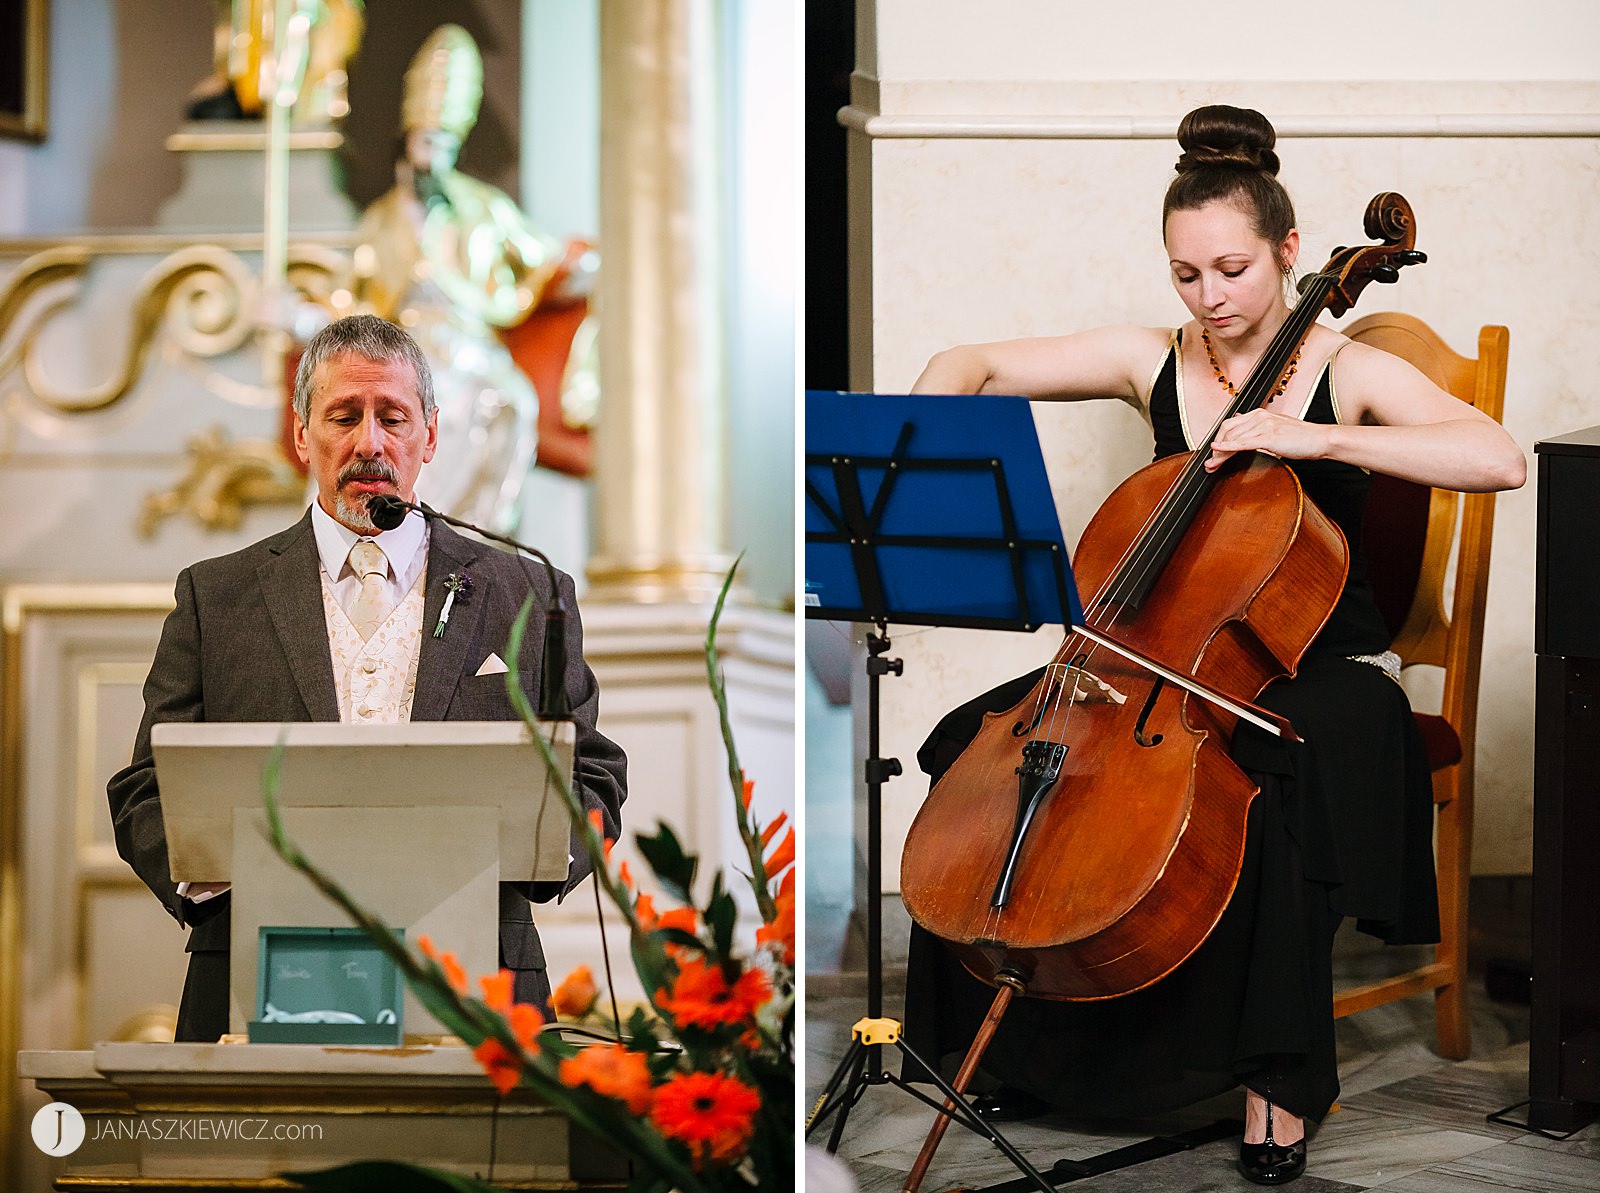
337;460;399;487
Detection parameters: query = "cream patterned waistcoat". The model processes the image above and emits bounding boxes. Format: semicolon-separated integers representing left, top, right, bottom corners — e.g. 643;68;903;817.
318;568;427;722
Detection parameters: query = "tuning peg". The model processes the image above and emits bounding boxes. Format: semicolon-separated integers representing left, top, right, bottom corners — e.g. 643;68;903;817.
1395;250;1427;265
1370;264;1401;283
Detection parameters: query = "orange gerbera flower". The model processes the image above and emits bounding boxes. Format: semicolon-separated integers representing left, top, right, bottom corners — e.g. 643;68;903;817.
656;956;772;1032
559;1043;653;1115
650;1070;761;1167
552;964;599;1019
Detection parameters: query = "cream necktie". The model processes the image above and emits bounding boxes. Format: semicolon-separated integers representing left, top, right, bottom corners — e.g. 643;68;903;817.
346;540;391;641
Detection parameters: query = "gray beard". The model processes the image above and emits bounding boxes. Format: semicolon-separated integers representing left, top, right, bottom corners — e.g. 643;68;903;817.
334;492;379;534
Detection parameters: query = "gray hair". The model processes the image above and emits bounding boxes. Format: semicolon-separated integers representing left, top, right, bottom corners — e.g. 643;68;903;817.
292;314;435;424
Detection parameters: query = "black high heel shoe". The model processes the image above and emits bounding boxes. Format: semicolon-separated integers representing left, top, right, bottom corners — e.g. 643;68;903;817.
969;1085;1050;1123
1238;1099;1307;1185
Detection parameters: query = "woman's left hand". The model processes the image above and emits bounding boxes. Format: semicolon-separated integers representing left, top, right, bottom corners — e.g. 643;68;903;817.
1204;409;1331;471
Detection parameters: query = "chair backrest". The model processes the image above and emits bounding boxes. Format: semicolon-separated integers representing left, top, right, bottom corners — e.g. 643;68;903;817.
1346;313;1509;757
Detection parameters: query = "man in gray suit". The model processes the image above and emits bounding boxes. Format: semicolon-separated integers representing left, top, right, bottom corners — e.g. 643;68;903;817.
107;314;626;1042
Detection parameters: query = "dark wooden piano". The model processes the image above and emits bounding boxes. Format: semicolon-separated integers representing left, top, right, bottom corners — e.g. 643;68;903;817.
1532;424;1600;1132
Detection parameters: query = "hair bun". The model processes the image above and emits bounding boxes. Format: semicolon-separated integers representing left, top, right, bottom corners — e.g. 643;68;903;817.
1174;105;1280;177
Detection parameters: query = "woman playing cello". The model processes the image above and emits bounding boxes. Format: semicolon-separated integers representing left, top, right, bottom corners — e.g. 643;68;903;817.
903;104;1524;1185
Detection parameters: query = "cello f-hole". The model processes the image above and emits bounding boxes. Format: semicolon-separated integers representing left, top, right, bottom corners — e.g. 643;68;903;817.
1012;693;1051;737
1133;679;1166;747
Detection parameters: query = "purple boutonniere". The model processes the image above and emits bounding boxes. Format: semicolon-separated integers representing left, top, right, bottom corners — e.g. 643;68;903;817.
434;572;472;638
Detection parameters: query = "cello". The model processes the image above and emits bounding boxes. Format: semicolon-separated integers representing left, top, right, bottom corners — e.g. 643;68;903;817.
897;193;1426;1189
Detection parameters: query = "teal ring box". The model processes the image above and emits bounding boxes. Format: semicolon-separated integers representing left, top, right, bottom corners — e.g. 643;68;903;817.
247;926;404;1045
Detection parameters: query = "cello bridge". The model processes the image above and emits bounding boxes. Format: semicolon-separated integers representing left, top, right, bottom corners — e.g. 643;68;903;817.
1059;663;1127;705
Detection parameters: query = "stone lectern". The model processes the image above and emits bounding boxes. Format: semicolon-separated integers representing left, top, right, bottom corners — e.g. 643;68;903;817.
152;720;574;1039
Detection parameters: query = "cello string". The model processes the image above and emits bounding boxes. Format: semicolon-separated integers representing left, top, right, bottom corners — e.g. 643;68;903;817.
988;275;1334;926
1041;278;1332;734
1075;275;1332;629
1104;275;1330;608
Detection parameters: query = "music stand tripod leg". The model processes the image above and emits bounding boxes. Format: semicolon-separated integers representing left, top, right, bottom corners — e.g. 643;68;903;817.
805;1032;867;1143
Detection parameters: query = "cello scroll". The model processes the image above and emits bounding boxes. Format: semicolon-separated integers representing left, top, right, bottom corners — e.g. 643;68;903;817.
1319;192;1428;317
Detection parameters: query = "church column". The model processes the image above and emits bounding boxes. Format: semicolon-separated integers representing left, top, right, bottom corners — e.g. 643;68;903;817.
586;0;732;603
535;0;791;974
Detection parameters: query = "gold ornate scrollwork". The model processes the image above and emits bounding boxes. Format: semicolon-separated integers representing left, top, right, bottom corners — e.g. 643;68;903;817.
0;244;261;412
0;241;348;415
139;425;305;538
0;240;350;536
0;245;92;381
163;248;257;358
285;243;347;306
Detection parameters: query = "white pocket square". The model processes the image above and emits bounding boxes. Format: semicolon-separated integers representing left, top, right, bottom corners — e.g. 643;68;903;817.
475;652;509;677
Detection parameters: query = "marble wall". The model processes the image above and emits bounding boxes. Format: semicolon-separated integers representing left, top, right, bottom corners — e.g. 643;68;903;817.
846;2;1600;880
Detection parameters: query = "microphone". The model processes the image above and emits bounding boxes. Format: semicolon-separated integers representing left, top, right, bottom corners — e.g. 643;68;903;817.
366;494;571;721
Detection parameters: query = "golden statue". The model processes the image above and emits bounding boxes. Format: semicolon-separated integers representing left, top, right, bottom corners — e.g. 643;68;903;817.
325;24;568;533
189;0;364;123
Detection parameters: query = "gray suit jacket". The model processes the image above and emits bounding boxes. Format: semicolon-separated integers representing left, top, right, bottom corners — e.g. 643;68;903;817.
106;510;627;1034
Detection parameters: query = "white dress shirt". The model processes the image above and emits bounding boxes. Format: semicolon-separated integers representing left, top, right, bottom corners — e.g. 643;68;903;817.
309;499;429;609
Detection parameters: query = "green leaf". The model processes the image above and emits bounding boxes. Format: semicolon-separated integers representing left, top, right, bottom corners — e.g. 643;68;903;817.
282;1159;506;1192
705;881;737;964
635;824;697;903
652;927;705;954
627;935;672;998
702;555;779;924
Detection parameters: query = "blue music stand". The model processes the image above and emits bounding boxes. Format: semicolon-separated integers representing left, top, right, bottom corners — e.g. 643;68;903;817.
804;390;1075;1192
804;392;1080;632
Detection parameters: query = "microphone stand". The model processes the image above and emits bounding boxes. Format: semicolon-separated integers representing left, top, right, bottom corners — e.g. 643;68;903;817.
367;501;628;1038
365;494;570;721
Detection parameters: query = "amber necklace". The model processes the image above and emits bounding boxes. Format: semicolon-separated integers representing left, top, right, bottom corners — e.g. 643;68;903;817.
1201;326;1301;406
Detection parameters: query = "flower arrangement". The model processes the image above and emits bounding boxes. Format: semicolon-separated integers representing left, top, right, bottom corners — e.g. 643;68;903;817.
264;566;795;1192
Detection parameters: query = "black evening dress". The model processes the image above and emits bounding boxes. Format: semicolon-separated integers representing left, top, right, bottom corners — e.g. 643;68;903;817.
901;332;1440;1122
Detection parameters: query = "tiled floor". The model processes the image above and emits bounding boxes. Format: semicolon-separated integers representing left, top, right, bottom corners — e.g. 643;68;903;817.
800;663;1591;1190
804;965;1599;1192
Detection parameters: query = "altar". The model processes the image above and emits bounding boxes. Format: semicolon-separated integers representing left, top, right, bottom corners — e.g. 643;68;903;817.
20;1043;628;1190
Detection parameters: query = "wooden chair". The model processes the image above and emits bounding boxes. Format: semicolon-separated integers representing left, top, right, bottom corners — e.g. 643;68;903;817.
1328;313;1510;1060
